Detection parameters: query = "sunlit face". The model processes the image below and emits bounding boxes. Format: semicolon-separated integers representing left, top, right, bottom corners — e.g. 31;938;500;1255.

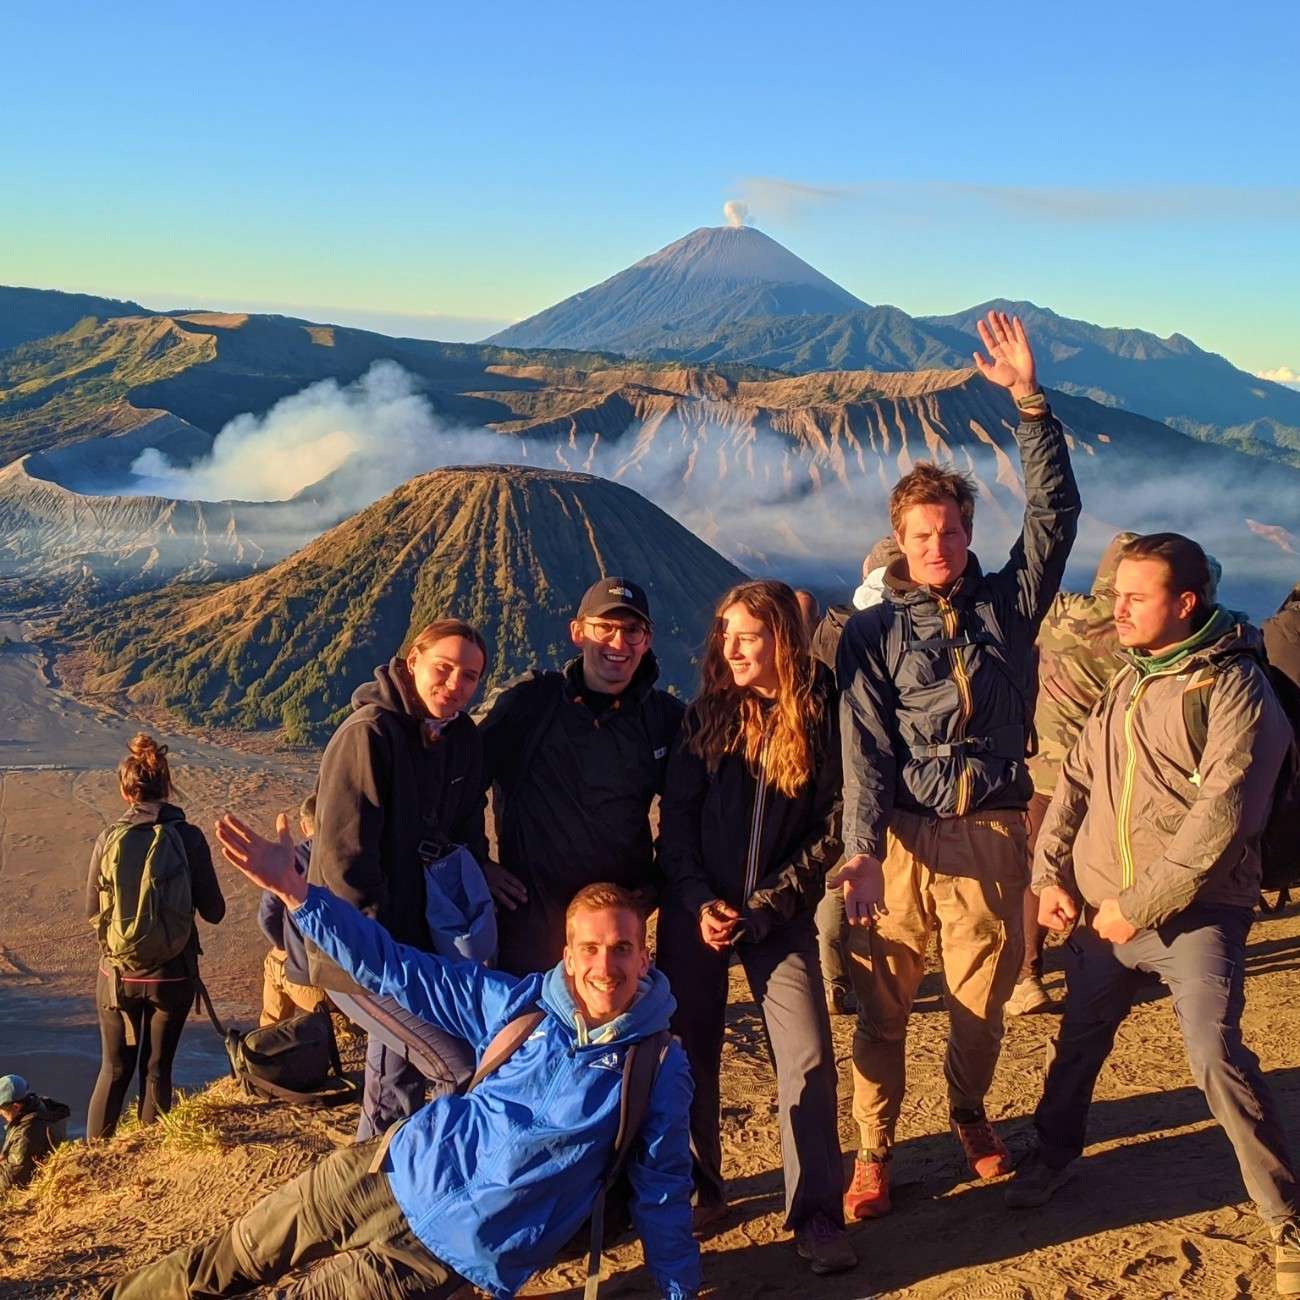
896;501;970;589
721;602;779;697
563;906;649;1025
569;614;651;695
406;636;486;719
1114;558;1199;652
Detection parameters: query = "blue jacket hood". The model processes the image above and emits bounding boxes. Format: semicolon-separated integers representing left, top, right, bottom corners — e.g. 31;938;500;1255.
537;960;676;1049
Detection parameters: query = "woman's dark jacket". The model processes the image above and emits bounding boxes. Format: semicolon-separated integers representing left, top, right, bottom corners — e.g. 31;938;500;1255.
306;659;488;994
659;669;842;943
84;801;225;981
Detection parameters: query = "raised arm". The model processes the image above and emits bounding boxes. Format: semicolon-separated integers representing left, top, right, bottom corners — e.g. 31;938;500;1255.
974;310;1081;626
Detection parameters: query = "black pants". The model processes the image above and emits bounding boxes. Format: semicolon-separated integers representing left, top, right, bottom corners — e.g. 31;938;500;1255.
655;903;844;1228
101;1140;464;1299
1035;904;1299;1228
88;970;194;1139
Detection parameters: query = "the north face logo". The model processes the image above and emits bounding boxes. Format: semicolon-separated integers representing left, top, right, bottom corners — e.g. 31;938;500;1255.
609;586;634;599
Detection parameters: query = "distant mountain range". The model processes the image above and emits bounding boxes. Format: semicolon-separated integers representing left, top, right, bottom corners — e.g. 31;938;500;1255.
74;466;746;733
488;226;1300;464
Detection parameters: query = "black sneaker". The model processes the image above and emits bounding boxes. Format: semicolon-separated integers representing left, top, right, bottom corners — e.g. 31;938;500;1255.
794;1212;857;1276
1005;1149;1074;1208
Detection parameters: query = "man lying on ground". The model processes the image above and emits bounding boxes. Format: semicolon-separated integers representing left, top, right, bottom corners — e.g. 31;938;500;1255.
100;815;699;1300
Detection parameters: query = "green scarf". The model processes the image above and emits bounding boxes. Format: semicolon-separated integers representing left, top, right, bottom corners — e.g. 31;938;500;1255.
1127;604;1233;677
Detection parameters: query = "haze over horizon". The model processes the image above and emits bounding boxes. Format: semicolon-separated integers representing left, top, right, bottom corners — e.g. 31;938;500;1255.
2;0;1297;376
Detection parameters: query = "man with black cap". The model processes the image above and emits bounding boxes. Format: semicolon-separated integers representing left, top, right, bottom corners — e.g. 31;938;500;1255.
477;577;686;974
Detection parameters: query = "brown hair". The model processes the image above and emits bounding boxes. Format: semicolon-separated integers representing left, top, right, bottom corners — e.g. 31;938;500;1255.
406;618;488;667
889;463;978;538
299;793;317;832
1121;532;1215;618
688;580;821;799
118;733;173;803
564;882;646;944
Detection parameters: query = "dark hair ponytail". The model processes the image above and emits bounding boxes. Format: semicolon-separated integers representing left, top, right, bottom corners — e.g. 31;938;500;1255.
118;733;173;803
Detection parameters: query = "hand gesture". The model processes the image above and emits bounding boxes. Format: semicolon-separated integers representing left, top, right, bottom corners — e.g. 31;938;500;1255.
1091;897;1138;946
828;853;888;928
483;860;529;911
973;309;1038;400
699;900;742;952
1037;884;1079;933
215;812;306;908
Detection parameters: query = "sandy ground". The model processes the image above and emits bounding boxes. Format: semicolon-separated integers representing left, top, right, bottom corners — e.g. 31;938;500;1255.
1;623;1297;1297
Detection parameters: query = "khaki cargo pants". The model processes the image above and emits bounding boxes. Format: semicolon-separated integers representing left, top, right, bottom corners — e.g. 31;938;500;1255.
847;808;1028;1150
261;948;329;1027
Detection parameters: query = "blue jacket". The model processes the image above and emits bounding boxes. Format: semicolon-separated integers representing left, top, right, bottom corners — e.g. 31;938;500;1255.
291;885;699;1299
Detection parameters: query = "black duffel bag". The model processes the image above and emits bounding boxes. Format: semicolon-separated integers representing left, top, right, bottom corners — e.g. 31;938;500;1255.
197;983;358;1106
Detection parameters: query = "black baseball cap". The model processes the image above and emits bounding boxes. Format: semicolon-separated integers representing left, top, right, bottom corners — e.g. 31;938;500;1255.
576;576;652;624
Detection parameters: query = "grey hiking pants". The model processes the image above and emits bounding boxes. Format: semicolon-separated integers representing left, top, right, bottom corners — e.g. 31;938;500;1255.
1035;903;1299;1228
656;902;844;1228
100;1140;464;1299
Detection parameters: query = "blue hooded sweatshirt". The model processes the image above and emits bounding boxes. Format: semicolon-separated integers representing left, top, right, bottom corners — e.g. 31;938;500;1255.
291;885;699;1299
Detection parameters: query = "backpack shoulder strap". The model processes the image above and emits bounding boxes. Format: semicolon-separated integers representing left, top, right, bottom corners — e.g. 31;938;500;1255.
1181;665;1217;775
584;1029;674;1300
464;1009;546;1093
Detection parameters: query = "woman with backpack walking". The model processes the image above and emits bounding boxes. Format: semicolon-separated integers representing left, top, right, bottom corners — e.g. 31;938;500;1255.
87;734;225;1138
656;580;855;1278
303;618;492;1140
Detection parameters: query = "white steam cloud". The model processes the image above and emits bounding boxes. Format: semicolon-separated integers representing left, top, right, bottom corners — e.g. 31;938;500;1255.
1256;365;1300;390
723;200;750;228
113;360;1300;618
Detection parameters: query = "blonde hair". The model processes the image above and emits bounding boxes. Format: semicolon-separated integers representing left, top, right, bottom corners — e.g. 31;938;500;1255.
118;733;173;803
564;882;646;945
688;580;821;799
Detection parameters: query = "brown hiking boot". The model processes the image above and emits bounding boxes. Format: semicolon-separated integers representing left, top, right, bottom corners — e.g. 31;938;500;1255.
951;1115;1013;1179
843;1154;891;1220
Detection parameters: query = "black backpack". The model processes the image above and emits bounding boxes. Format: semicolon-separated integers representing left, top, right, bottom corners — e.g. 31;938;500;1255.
463;1010;674;1300
197;985;359;1106
1180;659;1300;909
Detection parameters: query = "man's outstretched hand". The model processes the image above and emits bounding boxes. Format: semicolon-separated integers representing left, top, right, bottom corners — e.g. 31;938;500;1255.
215;812;306;909
973;309;1039;401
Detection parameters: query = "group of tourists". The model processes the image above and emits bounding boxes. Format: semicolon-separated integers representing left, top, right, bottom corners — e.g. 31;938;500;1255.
5;310;1299;1298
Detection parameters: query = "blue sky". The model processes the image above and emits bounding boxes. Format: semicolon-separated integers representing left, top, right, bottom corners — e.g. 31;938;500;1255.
3;0;1297;376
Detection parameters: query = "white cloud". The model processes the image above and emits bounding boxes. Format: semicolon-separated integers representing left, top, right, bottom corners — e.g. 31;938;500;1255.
1257;365;1300;390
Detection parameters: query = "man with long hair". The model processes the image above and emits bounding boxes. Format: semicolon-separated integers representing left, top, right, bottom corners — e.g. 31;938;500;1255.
658;580;854;1276
1011;533;1299;1296
835;311;1080;1220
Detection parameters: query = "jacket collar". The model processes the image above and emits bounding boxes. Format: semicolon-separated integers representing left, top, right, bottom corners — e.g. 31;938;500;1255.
561;651;661;707
538;961;676;1050
884;552;986;608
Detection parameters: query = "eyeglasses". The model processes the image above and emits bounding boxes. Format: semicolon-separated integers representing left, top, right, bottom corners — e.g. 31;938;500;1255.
583;618;650;646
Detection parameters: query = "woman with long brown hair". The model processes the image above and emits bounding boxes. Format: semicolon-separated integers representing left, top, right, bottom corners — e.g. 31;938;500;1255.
86;734;225;1137
304;617;491;1139
657;579;854;1276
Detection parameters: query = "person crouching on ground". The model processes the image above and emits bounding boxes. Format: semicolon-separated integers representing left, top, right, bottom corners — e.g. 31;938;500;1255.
305;618;490;1139
101;820;700;1300
258;793;328;1025
1;1073;70;1193
657;579;855;1276
1009;532;1300;1297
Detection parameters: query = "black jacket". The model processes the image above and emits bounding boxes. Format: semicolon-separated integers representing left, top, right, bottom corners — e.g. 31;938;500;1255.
1263;583;1300;691
478;653;685;974
659;669;842;943
85;801;225;980
0;1094;70;1191
306;659;488;993
837;409;1080;859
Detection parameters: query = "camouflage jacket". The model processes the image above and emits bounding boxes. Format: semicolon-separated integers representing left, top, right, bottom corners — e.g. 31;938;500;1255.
1263;583;1300;691
1027;532;1137;795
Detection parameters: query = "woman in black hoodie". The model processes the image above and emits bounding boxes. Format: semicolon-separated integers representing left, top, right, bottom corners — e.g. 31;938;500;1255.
657;580;853;1276
86;734;225;1138
305;618;490;1139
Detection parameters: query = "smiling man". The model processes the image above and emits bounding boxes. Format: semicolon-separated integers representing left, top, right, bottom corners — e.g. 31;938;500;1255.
101;821;699;1300
834;311;1081;1220
477;577;685;975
